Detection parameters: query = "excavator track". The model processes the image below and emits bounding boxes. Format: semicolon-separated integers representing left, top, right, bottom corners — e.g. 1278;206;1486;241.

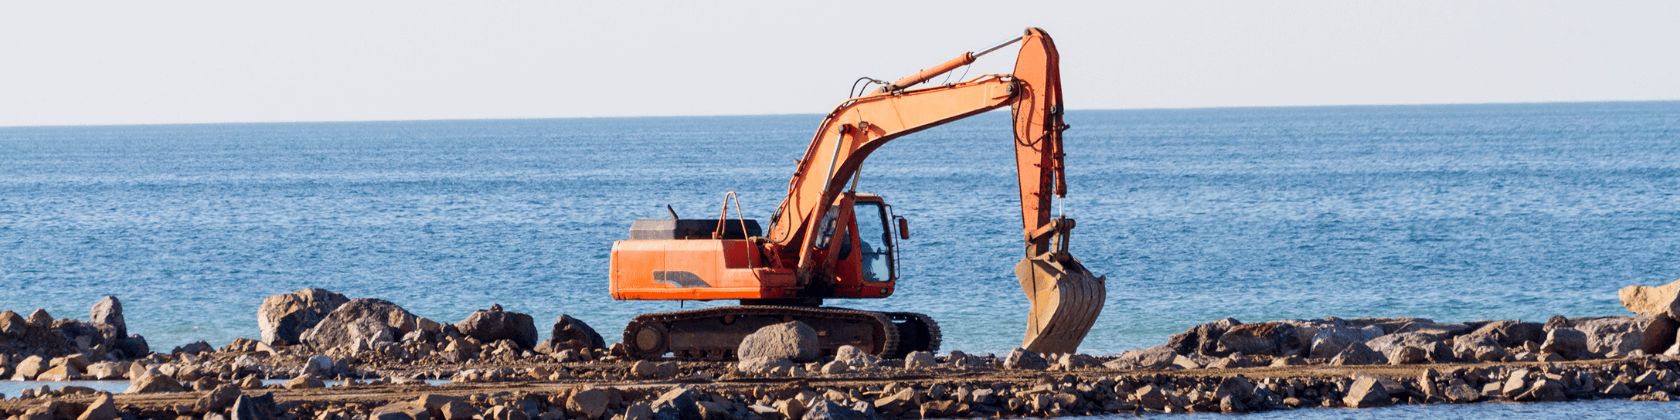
621;306;939;361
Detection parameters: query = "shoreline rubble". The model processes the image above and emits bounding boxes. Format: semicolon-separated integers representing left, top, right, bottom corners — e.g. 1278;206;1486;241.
4;280;1680;419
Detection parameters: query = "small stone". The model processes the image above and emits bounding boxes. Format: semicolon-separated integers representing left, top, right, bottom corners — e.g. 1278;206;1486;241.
652;386;702;420
285;375;326;389
821;360;849;375
1389;346;1427;365
904;351;935;369
197;384;243;412
1444;383;1480;403
125;373;186;394
441;402;477;420
631;361;658;378
1003;347;1048;369
569;388;609;419
1342;377;1391;408
76;392;121;420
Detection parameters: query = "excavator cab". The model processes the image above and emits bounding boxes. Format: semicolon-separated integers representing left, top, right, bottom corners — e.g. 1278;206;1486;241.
845;195;897;285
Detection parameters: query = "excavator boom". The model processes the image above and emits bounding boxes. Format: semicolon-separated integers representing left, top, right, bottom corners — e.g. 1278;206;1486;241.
763;28;1106;354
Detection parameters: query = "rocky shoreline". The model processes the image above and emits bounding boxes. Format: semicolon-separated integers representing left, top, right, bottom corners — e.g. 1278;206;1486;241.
6;281;1680;420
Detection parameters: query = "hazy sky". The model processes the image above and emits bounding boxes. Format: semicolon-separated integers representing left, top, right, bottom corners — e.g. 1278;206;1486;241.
2;1;1675;127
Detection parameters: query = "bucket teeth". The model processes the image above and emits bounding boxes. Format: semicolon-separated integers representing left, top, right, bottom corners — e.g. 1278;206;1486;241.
1015;253;1106;354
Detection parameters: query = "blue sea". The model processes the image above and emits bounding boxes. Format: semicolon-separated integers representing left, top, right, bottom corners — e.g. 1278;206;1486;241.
2;101;1677;357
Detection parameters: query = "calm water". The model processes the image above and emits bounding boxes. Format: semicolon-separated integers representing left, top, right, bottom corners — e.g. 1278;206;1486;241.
2;102;1678;358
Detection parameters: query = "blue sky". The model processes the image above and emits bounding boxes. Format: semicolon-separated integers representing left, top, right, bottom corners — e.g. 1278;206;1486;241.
1;1;1675;126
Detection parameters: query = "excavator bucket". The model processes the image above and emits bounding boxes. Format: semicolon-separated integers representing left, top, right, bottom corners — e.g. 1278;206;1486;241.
1015;252;1106;354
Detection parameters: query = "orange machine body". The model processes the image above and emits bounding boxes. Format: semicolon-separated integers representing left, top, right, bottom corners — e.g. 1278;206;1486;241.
612;195;900;301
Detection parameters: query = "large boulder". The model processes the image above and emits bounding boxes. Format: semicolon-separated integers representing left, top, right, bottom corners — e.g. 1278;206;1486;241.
1466;320;1545;347
1365;332;1453;362
1452;333;1509;362
1216;322;1296;356
1621;279;1680;319
545;315;605;353
454;305;538;349
0;310;23;335
89;296;126;339
736;321;818;363
1329;342;1386;365
1105;345;1178;369
125;373;186;394
258;289;350;346
299;298;417;352
1308;325;1381;359
1342;377;1392;408
1166;318;1240;356
1567;315;1677;356
1541;327;1591;360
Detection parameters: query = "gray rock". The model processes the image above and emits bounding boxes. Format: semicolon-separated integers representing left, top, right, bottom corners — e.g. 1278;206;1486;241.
124;373;185;394
736;321;819;363
569;388;609;419
1166;318;1241;355
1467;320;1545;348
1541;327;1591;360
1620;279;1680;320
1570;315;1677;356
1309;326;1375;359
1389;346;1427;364
1329;342;1386;365
231;393;279;420
1366;332;1451;362
651;387;701;420
1342;377;1391;408
257;288;350;346
1523;379;1566;401
1106;345;1177;369
903;351;936;369
546;315;605;353
115;335;149;360
1216;322;1295;356
89;296;126;339
26;308;52;327
1393;321;1470;338
1055;353;1098;370
454;305;538;349
623;403;653;420
1443;383;1480;403
1003;347;1048;369
1452;333;1509;362
802;400;870;420
196;384;242;412
303;355;335;376
834;345;882;367
299;298;417;352
79;392;121;420
735;357;794;375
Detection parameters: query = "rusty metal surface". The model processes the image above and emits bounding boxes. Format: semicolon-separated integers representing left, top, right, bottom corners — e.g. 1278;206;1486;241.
1015;254;1106;355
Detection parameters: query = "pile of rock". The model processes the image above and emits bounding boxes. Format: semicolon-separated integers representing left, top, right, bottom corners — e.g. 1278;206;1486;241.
254;289;606;366
1;296;151;380
1108;313;1675;370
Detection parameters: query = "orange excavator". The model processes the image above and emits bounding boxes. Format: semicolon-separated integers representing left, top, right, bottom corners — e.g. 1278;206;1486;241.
609;28;1105;360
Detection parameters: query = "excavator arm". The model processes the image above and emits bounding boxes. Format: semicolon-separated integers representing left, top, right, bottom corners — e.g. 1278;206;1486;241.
764;28;1106;354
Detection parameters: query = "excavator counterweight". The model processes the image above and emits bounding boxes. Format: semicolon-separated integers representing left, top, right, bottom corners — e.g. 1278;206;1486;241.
608;28;1106;360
